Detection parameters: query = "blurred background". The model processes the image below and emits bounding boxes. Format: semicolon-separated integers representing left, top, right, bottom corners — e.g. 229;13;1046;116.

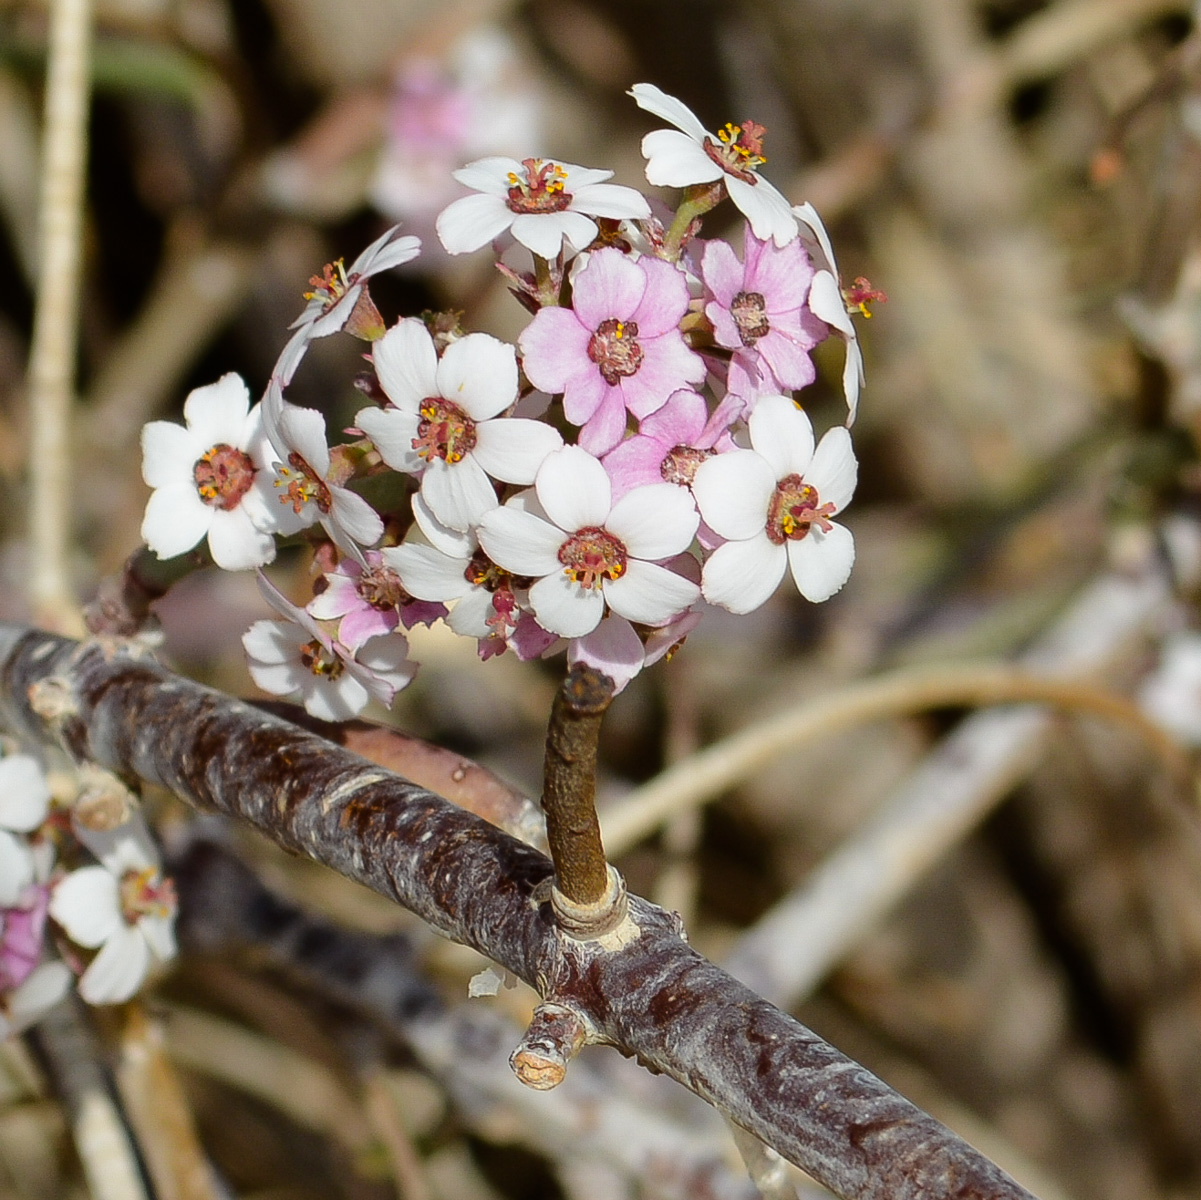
5;0;1201;1198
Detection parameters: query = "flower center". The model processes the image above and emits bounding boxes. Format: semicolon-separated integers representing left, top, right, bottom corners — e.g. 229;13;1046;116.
660;444;715;487
730;291;770;345
299;638;345;679
274;452;332;515
305;258;351;312
704;119;768;184
412;398;478;464
845;276;887;319
464;550;515;592
193;444;257;511
506;158;572;215
588;319;644;386
766;473;837;546
558;527;627;589
356;563;409;611
119;867;176;923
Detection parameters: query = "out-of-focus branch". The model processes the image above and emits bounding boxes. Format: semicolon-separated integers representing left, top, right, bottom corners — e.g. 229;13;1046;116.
26;0;94;632
0;625;1039;1200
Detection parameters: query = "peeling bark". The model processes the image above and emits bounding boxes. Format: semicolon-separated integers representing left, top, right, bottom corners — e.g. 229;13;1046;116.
0;626;1040;1200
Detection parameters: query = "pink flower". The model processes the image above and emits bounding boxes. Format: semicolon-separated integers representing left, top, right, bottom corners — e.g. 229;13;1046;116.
519;248;705;455
437;156;649;258
477;445;700;639
307;552;447;652
1;883;50;991
602;388;739;500
629;84;797;248
701;230;826;397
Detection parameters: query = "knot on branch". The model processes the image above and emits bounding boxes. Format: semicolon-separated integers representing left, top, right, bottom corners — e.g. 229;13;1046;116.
510;1001;589;1090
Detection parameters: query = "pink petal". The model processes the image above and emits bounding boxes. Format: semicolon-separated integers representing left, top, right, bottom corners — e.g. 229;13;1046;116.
576;390;631;456
700;237;744;307
619;335;705;419
628;257;691;339
569;616;645;694
572;249;646;329
519;307;592;395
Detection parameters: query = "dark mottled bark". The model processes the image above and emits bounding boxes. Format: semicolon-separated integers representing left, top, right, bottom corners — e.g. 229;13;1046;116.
0;627;1040;1200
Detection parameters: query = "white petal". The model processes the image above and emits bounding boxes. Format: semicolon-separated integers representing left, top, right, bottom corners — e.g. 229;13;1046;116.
140;421;203;489
786;522;855;603
142;484;211;559
570;182;652;221
277;406;331;474
383;543;471;602
0;831;33;906
207;508;276;571
7;962;71;1030
808;269;854;336
629;83;709;143
436;192;515;254
477;508;564;576
792;202;839;275
529;571;605;638
0;755;50;832
604;561;700;625
701;535;786;614
725;175;797;247
372;317;438;412
511;211;596;259
536;446;611;532
138;913;177;960
420;456;497;532
606;484;698;560
640;129;722;188
78;924;150;1004
843;336;863;425
328;487;384;549
413;491;477;557
50;867;122;948
303;673;369;723
805;426;857;514
748;395;814;478
451;156;522;194
472;418;562;484
356;406;423;474
691;451;775;541
447;587;494;637
77;814;158;877
436;333;517;420
182;373;251;446
242;618;304;668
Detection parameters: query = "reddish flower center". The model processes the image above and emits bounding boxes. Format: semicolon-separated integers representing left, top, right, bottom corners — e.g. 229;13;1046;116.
845;276;887;319
506;158;572;215
305;258;351;311
464;550;517;592
730;291;770;345
765;473;837;546
119;867;176;923
558;527;627;589
703;119;768;185
193;444;256;511
412;398;477;464
588;319;644;385
299;638;344;679
275;452;333;515
356;563;409;611
660;444;715;487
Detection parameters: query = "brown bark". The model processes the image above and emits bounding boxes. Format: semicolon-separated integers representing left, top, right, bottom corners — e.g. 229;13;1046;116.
0;626;1039;1200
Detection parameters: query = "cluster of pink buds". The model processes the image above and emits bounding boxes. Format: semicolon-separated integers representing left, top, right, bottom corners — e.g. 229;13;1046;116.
139;84;882;717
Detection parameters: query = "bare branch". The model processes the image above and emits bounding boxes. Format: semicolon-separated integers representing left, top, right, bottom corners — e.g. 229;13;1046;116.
0;625;1040;1200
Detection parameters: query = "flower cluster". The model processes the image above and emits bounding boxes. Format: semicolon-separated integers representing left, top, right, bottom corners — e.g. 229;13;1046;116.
138;84;880;713
1;752;179;1035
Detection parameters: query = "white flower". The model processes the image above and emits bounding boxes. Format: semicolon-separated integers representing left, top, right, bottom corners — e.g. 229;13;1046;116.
267;401;384;558
693;395;856;613
437;156;650;258
140;374;300;570
0;754;50;908
629;83;796;247
49;816;176;1006
243;573;417;722
477;445;700;639
792;202;865;424
356;318;561;531
274;225;422;387
0;962;72;1038
1140;631;1201;746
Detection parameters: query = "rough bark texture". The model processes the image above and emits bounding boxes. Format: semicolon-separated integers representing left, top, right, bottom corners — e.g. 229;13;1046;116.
0;626;1039;1200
